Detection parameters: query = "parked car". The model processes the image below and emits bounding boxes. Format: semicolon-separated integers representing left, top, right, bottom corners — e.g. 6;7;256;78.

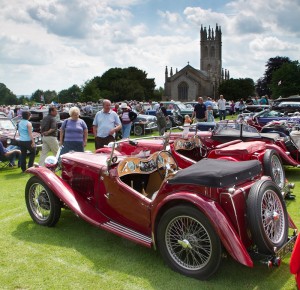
30;108;63;133
146;101;193;125
193;121;300;171
132;113;157;136
245;109;300;128
0;116;43;152
96;129;292;196
25;147;297;280
272;96;300;114
185;101;219;117
244;104;270;113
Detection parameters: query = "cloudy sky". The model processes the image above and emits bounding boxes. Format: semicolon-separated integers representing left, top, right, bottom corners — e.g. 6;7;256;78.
1;0;299;96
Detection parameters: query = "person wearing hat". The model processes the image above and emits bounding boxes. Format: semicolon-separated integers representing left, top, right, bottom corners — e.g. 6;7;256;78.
119;103;137;139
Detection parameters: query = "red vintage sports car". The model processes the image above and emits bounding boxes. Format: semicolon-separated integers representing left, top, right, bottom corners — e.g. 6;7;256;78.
96;130;293;197
25;147;297;280
201;121;300;168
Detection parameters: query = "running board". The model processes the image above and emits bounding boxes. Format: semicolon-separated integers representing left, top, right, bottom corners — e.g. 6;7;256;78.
101;221;152;248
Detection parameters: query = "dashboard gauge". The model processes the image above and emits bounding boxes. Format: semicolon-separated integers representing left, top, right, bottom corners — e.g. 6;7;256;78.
128;161;136;171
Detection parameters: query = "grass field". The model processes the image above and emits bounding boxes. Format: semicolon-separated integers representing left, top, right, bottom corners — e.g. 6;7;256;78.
0;126;299;289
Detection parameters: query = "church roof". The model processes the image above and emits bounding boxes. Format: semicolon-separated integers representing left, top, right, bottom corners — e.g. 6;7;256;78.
169;64;210;82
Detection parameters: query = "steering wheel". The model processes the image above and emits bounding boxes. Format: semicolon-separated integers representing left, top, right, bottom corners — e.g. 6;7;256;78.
193;135;208;158
156;150;178;180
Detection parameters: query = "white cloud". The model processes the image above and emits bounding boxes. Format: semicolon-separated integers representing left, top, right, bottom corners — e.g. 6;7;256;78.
0;0;299;95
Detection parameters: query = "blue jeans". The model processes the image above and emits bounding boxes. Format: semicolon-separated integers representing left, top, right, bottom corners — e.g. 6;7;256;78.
219;110;226;120
6;145;20;165
122;123;132;139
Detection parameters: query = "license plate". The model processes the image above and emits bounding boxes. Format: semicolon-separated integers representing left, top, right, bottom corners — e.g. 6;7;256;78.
275;235;297;259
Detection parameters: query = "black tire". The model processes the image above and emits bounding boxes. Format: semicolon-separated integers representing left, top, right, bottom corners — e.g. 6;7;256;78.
157;205;222;280
177;115;184;126
263;149;285;189
25;176;61;227
134;124;143;136
246;180;288;254
166;119;172;129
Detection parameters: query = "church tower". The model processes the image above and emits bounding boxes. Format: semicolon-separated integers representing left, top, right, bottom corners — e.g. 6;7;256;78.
164;24;228;101
200;24;222;83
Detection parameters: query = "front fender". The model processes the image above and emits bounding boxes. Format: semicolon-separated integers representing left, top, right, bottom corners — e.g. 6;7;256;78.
26;167;107;226
152;192;253;267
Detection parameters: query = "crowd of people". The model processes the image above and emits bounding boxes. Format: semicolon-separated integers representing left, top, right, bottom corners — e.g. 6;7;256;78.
0;94;271;172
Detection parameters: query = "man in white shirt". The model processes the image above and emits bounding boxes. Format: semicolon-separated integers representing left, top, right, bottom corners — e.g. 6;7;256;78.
7;107;14;119
217;95;226;120
93;99;122;149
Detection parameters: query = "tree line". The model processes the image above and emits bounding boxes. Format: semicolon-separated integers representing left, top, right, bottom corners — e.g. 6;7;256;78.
1;57;299;106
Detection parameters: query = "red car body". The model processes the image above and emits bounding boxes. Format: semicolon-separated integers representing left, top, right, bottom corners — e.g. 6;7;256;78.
96;132;289;194
26;145;297;280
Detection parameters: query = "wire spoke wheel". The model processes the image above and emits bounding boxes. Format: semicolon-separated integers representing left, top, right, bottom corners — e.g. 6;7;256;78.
270;154;285;189
261;190;285;244
247;180;288;254
165;216;212;270
28;183;51;221
157;205;221;280
25;176;61;227
263;149;285;189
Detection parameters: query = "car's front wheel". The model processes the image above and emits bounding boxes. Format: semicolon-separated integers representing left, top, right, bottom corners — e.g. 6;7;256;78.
25;176;61;227
157;205;222;280
246;180;288;254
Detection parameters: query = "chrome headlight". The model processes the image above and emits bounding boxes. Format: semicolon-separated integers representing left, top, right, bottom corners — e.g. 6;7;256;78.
45;156;58;171
7;138;11;145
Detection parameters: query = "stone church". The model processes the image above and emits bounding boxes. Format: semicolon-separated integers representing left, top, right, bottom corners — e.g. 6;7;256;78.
164;24;229;101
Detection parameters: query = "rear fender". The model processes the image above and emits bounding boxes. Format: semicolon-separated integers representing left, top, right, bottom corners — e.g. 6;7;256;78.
152;192;253;267
265;143;299;166
26;167;107;225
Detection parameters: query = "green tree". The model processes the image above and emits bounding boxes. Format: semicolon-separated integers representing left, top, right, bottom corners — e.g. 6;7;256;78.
270;61;300;98
82;67;156;102
58;85;82;103
218;78;255;101
0;83;18;105
18;95;30;105
153;86;164;101
44;90;57;104
30;89;45;103
256;56;291;97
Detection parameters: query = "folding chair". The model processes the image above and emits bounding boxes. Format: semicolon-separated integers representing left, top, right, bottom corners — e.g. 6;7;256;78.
0;154;11;168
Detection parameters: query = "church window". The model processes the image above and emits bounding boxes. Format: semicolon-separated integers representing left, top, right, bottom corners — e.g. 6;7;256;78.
178;82;188;101
210;46;215;57
204;46;208;57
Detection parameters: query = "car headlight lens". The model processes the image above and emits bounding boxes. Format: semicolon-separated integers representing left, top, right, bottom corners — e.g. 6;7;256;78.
7;138;11;145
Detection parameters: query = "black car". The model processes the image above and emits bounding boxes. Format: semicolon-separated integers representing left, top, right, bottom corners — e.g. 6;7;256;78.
30;109;62;137
272;96;300;114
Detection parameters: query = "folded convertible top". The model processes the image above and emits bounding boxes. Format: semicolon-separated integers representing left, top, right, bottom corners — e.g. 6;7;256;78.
169;158;262;188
